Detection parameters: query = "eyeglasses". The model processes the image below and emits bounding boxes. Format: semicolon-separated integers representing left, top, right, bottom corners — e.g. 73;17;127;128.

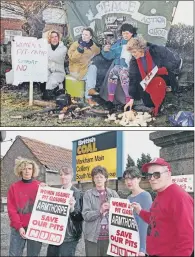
124;176;136;181
146;170;168;180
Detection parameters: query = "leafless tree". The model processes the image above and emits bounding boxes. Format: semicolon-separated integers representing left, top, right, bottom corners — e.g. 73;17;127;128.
1;0;63;38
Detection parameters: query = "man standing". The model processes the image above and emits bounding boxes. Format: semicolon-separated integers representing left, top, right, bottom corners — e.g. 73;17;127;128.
132;158;194;257
46;165;83;257
68;28;100;106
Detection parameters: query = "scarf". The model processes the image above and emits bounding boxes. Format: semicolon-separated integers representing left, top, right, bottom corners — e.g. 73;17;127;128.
136;50;167;116
51;42;59;51
78;37;93;49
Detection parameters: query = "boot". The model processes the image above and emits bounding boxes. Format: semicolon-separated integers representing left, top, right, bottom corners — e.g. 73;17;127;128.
86;98;99;107
88;88;99;96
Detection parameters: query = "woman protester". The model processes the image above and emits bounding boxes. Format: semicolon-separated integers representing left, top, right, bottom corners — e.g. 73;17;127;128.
68;27;100;106
46;165;83;257
42;30;67;100
82;166;119;257
7;157;43;257
124;36;181;115
123;166;152;256
100;23;137;106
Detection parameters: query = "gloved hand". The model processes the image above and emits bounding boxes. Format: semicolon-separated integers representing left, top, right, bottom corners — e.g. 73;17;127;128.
77;38;85;53
157;67;168;75
78;37;93;48
78;38;86;48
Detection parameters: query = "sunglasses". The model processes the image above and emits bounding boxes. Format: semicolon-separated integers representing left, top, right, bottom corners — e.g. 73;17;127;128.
146;170;168;180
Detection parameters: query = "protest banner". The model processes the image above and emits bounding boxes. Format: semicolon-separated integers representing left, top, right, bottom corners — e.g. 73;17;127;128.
171;174;193;192
72;131;123;182
107;198;140;256
26;186;73;245
140;65;158;90
12;36;48;105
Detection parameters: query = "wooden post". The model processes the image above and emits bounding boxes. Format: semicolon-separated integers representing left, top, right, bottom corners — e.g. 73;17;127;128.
29;81;33;106
116;179;118;192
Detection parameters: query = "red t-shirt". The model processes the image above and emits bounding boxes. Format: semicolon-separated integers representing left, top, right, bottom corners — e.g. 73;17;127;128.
7;179;40;230
139;184;194;256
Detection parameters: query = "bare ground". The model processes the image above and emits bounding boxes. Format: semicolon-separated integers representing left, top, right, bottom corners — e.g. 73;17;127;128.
0;85;194;127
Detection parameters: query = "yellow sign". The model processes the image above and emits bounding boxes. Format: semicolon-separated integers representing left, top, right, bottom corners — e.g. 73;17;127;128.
76;148;117;181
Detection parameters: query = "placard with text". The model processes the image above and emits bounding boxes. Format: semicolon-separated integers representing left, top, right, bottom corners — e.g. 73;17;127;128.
107;198;140;257
12;36;48;85
26;186;73;245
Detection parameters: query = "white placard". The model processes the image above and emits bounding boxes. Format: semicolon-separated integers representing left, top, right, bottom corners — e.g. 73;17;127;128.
171;175;193;192
107;198;140;256
140;65;158;91
26;186;73;245
12;36;48;85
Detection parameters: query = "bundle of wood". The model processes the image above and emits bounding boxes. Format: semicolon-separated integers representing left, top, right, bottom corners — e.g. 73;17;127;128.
105;111;156;126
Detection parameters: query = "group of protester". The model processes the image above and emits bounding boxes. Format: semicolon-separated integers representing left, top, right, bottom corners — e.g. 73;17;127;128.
7;156;194;256
43;23;181;115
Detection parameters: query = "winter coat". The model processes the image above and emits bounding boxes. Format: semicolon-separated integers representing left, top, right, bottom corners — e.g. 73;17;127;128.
129;43;181;101
64;185;83;242
68;41;100;80
99;38;132;104
101;38;131;68
46;42;67;90
82;187;119;243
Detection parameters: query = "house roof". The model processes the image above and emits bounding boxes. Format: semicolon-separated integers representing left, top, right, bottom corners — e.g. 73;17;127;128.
18;136;72;172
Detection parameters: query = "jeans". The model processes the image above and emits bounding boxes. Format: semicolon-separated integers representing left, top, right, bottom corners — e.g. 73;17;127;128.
82;64;97;99
9;227;42;257
47;240;78;257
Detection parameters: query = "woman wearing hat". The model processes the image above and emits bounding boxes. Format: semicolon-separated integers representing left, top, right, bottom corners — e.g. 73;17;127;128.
124;36;181;115
123;166;152;256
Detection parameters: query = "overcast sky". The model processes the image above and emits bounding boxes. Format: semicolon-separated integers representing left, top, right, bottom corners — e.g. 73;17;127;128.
1;130;160;165
173;1;193;25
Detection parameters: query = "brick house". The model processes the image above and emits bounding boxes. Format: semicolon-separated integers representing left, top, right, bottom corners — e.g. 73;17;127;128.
0;3;25;44
1;136;72;202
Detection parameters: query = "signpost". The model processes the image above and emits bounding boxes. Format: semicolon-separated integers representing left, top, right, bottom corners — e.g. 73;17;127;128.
11;36;48;105
72;131;123;182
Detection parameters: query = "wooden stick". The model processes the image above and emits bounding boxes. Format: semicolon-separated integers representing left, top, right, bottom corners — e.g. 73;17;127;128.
29;81;33;106
33;100;56;108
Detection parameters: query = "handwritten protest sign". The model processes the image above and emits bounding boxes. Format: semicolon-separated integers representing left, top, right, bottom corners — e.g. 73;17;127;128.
107;198;140;256
171;175;193;192
26;186;73;245
12;36;48;84
12;36;48;105
140;65;158;91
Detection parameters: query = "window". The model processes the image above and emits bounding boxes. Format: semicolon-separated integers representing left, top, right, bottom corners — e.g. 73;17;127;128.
4;30;22;43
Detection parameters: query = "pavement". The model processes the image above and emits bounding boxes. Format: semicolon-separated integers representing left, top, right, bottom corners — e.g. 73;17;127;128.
1;213;85;256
